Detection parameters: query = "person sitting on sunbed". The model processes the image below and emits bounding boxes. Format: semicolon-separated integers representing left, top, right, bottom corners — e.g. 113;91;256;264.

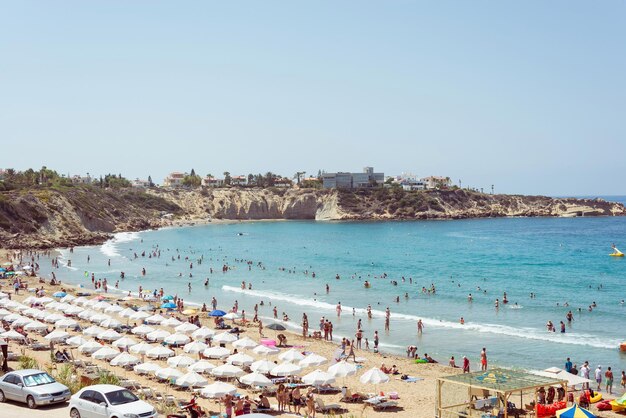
254;394;271;410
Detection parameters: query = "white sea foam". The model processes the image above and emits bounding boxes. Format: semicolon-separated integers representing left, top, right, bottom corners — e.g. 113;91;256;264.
100;232;140;258
223;285;618;350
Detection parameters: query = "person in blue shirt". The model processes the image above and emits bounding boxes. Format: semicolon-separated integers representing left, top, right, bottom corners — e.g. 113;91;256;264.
565;357;573;373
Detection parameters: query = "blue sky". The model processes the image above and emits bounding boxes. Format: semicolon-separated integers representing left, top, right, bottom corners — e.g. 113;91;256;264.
1;1;625;196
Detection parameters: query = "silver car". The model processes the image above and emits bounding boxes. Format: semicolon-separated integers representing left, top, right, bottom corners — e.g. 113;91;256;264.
0;369;71;408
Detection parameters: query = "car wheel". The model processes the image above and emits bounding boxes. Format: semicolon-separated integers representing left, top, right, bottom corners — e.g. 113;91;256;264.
27;395;37;409
70;408;81;418
0;390;5;402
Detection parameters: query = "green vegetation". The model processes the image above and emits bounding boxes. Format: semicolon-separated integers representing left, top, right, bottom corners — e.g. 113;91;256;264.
17;355;40;370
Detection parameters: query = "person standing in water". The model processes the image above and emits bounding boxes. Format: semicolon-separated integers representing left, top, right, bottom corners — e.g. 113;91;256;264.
480;347;488;371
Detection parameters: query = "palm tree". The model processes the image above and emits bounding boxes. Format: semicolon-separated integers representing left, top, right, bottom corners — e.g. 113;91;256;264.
294;171;306;185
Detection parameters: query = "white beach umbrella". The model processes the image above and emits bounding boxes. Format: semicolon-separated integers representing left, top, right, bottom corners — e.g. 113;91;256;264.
161;317;182;327
146;345;175;359
130;311;150;321
100;318;122;329
13;304;30;313
22;296;36;305
54;303;72;312
90;313;111;324
92;346;120;360
167;355;196;368
78;309;97;320
253;345;279;356
1;300;20;309
203;346;230;359
183;341;207;354
97;329;122;341
147;329;171;342
104;305;123;314
359;367;390;385
117;307;136;318
64;305;84;315
23;308;41;317
271;362;302;377
33;310;51;320
227;353;255;366
66;335;88;347
129;342;155;355
112;337;138;349
0;292;8;300
37;297;54;304
223;312;240;320
213;332;237;344
4;313;24;323
83;325;106;337
187;360;215;373
300;353;328;367
155;367;183;380
232;337;258;350
211;363;244;378
55;318;79;329
78;340;103;354
164;333;191;345
251;359;276;374
327;361;358;378
0;308;12;319
134;362;161;375
303;369;335;386
24;321;48;332
240;372;273;387
278;348;305;363
60;294;76;303
200;382;237;398
144;314;166;324
44;313;65;324
0;330;25;340
73;297;88;306
11;317;33;327
110;353;140;367
131;324;155;336
92;301;112;311
191;327;215;340
44;301;61;310
175;322;199;334
175;371;208;388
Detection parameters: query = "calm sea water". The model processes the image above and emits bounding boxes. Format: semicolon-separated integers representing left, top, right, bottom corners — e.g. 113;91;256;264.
38;196;626;372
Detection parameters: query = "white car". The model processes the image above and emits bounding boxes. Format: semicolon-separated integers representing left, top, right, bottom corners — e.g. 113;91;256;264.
0;369;71;408
69;384;157;418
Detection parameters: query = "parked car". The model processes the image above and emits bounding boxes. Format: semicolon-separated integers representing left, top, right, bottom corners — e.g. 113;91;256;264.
0;368;71;408
69;384;157;418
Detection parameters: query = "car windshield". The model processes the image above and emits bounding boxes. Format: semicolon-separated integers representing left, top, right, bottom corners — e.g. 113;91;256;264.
105;389;139;406
23;373;56;387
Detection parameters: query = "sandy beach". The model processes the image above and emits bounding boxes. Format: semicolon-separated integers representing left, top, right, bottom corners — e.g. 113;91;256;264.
1;248;623;418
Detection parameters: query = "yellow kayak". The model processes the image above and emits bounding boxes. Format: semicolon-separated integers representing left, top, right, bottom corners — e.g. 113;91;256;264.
610;253;624;257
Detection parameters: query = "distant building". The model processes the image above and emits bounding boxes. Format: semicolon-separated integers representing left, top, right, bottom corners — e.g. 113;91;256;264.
202;177;224;187
401;179;426;191
132;178;151;188
322;167;384;189
421;176;451;189
230;175;247;187
163;172;186;188
274;178;293;188
71;175;93;185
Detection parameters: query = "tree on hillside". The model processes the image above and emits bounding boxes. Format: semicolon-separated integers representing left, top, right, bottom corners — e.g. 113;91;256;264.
247;174;254;185
148;176;154;187
190;168;196;177
265;172;276;187
294;171;306;185
223;172;231;185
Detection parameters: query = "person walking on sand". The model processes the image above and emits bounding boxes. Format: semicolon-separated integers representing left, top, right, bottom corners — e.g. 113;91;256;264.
480;347;488;371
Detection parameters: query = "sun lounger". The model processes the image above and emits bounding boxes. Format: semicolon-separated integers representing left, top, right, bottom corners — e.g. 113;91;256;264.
314;384;341;393
315;398;343;413
373;401;399;410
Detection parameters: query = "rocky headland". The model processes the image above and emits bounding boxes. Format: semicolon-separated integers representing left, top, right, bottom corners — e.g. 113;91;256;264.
0;185;623;249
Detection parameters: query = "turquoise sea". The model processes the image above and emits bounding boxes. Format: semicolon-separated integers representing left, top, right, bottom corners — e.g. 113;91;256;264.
38;196;626;372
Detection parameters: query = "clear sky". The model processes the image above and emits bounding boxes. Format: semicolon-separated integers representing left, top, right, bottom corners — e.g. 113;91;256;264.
1;1;625;196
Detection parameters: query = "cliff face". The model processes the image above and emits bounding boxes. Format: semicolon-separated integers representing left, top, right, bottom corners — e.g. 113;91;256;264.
0;186;624;249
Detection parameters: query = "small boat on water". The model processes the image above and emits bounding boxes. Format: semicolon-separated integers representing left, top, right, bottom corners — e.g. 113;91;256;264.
610;244;624;257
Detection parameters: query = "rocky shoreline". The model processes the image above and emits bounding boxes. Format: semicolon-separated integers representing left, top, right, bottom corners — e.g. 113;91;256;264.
0;186;624;249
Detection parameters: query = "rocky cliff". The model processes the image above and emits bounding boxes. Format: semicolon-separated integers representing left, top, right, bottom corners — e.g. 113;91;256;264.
0;186;623;249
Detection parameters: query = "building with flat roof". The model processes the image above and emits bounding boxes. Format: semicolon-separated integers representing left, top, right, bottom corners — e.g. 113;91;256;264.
163;172;186;188
322;167;384;189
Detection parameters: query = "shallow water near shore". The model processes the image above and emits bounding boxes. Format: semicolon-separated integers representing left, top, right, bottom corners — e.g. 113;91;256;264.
37;208;626;372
